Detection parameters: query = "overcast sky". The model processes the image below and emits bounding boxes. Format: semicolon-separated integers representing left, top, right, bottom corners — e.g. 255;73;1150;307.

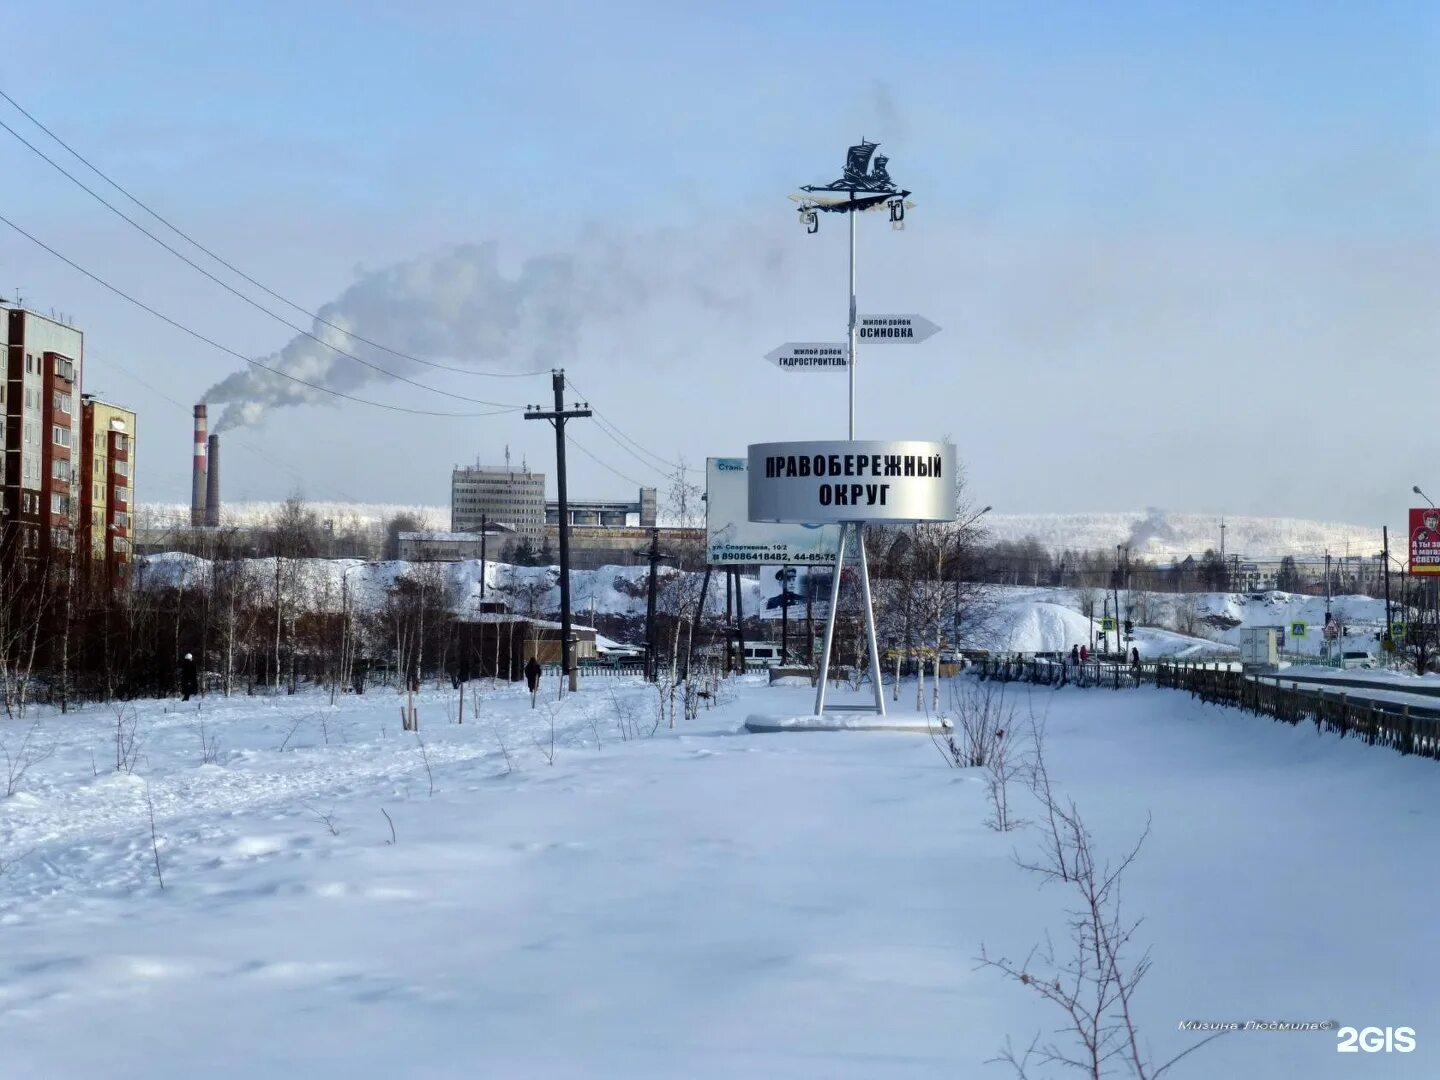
1;2;1436;524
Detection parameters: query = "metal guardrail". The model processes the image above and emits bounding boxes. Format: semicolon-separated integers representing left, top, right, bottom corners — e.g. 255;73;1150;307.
976;655;1440;762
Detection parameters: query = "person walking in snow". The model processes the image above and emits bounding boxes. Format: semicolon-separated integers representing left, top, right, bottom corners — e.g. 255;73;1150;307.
1131;646;1141;669
1079;644;1088;664
524;655;542;707
1070;644;1080;667
180;652;199;702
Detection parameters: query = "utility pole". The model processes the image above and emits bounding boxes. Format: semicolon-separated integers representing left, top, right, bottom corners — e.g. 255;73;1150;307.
779;567;791;664
640;527;673;682
1383;527;1392;662
524;370;591;693
734;568;747;673
1219;518;1226;563
725;570;734;674
479;513;487;604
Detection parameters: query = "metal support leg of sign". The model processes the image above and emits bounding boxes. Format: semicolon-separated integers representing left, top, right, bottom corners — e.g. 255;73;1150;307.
811;523;887;718
813;525;848;717
855;522;886;716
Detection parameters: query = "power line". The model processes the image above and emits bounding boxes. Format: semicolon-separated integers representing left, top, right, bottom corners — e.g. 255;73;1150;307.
0;209;522;422
566;430;649;490
0;114;527;408
565;376;692;473
0;87;545;380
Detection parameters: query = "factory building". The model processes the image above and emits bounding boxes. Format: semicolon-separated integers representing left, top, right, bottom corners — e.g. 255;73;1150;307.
451;465;546;540
545;487;656;528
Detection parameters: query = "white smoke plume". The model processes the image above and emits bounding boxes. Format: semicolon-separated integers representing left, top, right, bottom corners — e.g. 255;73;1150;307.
203;231;780;432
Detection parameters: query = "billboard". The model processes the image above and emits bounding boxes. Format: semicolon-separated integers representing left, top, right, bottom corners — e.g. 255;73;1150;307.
705;457;840;566
1411;508;1440;574
748;440;957;524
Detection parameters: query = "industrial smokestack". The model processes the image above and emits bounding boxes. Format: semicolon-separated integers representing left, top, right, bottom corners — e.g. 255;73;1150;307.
191;404;208;527
205;434;220;528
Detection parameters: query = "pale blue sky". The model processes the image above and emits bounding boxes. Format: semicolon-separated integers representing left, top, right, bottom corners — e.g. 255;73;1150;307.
1;2;1436;523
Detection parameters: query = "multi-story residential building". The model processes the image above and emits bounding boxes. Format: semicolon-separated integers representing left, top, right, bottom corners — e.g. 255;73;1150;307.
451;465;546;540
2;304;82;568
79;397;136;585
1;304;136;584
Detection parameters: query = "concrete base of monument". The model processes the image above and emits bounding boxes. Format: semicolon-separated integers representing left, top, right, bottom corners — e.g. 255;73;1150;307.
744;712;953;734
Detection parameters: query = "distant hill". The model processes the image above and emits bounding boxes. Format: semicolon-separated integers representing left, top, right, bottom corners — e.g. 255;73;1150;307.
139;502;1387;559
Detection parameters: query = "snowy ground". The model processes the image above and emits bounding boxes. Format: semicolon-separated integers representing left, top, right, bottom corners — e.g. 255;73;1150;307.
2;675;1436;1078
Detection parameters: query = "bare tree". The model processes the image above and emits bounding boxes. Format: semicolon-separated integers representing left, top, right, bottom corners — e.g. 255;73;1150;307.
2;719;55;797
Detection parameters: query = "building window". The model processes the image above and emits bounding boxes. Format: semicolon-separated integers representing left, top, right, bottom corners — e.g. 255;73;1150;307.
112;536;129;554
93;482;104;503
52;392;72;415
51;459;70;481
52;425;70;448
51;493;70;516
114;485;127;504
114;460;129;478
113;511;129;528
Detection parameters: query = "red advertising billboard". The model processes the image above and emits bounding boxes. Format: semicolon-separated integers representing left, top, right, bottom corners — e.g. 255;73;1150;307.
1410;507;1440;574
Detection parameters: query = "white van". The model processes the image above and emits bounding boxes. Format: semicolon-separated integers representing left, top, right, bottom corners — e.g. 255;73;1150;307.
1340;651;1376;670
740;643;785;669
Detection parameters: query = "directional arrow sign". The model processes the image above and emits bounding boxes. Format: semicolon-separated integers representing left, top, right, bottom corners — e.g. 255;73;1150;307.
857;313;941;344
766;342;849;371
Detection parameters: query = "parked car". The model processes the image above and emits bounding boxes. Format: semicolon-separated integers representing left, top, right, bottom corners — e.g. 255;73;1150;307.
1340;651;1376;670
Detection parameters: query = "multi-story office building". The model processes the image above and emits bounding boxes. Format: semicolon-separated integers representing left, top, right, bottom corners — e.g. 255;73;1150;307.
79;397;136;584
451;465;546;540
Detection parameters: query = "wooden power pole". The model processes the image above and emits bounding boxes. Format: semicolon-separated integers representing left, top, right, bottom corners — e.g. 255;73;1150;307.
524;371;591;692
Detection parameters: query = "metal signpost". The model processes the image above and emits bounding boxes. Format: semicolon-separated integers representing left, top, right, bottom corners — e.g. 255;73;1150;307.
747;140;950;720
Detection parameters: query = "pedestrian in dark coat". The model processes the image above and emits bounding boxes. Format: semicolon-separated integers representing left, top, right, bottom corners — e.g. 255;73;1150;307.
524;656;542;707
1131;646;1141;668
180;652;199;702
1070;644;1080;666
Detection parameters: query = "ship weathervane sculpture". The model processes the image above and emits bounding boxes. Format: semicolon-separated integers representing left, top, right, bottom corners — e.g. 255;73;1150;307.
792;139;911;232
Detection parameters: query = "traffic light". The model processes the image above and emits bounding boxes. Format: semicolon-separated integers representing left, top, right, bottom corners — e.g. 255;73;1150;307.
1124;619;1133;636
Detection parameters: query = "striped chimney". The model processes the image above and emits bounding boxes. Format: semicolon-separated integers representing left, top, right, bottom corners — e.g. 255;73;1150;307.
191;404;208;527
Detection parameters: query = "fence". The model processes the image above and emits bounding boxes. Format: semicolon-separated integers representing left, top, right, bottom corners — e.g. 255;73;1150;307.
541;663;647;679
976;655;1440;763
1154;663;1440;761
976;656;1142;690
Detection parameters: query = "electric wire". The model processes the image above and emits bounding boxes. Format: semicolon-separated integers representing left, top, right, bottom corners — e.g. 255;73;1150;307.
0;114;526;408
564;376;692;473
566;430;649;490
0;87;545;380
0;210;522;421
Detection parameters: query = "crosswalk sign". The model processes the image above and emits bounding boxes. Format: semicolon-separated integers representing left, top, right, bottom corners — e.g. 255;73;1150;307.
1290;622;1306;638
1101;616;1116;632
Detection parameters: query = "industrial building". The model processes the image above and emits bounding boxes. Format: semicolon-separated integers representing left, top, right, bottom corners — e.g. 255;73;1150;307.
451;464;545;540
0;303;136;580
397;528;512;562
546;487;657;528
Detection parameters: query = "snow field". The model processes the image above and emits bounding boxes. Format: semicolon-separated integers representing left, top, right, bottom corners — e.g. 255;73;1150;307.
1;675;1437;1078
